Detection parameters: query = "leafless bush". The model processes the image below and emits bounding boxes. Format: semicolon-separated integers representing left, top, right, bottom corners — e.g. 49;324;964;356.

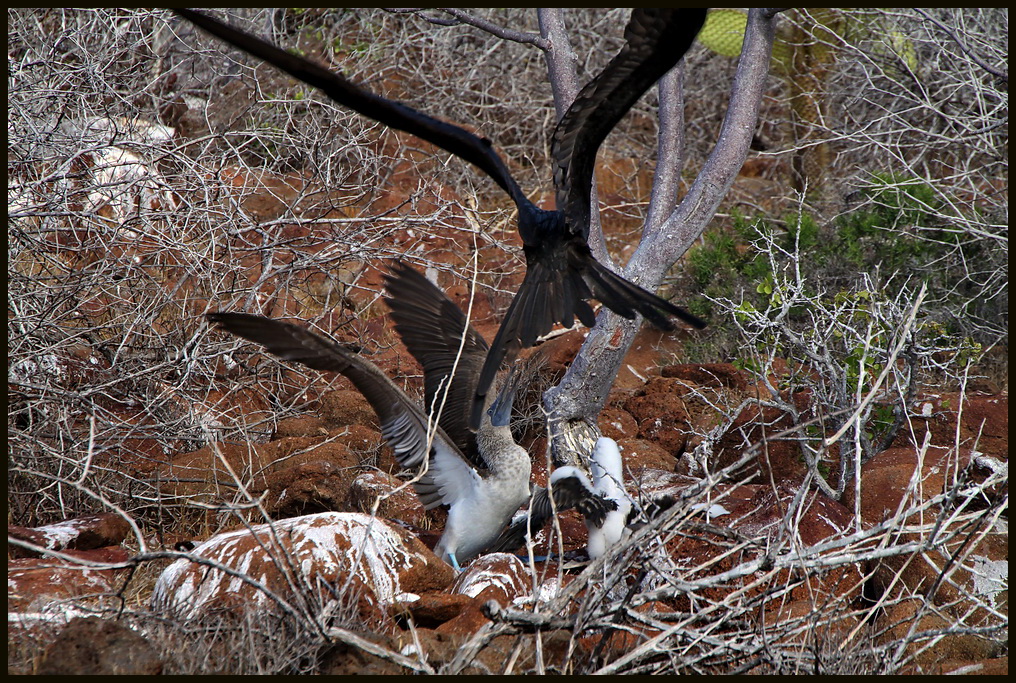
6;9;460;526
707;223;931;500
473;438;1007;674
693;8;1007;342
7;7;1007;675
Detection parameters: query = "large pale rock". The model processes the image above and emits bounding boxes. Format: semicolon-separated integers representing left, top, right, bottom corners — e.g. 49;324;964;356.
151;512;453;629
346;470;430;528
437;554;532;637
451;553;531;606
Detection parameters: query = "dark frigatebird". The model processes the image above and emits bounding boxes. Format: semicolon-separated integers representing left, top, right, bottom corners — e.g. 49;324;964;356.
176;8;708;430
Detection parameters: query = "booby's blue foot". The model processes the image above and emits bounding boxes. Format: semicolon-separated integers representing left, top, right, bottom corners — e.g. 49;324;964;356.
448;552;462;573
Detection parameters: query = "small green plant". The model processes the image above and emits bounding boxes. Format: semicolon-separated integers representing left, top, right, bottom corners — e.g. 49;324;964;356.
686;174;1000;345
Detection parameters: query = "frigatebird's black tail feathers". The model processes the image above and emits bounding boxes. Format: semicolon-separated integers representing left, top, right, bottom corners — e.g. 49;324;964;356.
469;241;707;430
580;250;708;333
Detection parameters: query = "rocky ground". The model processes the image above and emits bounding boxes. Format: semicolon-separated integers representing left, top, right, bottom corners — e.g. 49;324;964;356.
8;323;1008;673
8;149;1007;673
7;124;1009;676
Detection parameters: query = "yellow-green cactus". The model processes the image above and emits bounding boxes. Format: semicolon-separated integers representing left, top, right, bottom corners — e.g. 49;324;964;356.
698;9;917;194
698;9;747;58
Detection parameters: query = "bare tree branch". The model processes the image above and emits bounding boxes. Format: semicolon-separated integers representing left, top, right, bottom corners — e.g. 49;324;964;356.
545;8;779;459
914;8;1008;82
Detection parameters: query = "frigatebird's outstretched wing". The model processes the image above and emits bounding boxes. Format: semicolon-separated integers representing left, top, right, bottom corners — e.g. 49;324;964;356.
551;9;707;240
175;9;707;433
469;9;707;427
174;8;530;211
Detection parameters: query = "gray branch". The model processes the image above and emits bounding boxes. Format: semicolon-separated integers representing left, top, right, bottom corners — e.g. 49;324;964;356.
385;8;548;48
538;7;607;261
544;8;778;462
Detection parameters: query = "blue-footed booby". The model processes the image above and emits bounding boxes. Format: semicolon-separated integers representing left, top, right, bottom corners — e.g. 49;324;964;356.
174;8;707;433
207;264;531;571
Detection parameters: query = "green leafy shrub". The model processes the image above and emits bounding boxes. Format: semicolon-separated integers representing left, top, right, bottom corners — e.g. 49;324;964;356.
683;174;1002;498
686;174;1004;347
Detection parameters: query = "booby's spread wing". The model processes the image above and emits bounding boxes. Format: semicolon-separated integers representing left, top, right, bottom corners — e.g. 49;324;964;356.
382;262;489;462
206;312;481;509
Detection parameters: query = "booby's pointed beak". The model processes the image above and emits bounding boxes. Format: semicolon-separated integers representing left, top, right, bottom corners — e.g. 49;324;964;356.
487;364;521;427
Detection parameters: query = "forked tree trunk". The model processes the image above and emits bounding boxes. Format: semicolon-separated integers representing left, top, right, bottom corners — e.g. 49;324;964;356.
540;8;781;467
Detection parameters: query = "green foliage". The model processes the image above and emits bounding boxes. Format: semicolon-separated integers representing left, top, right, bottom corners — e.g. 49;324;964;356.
686;209;773;313
332;37;371;54
835;174;947;274
866;403;897;448
686;175;996;342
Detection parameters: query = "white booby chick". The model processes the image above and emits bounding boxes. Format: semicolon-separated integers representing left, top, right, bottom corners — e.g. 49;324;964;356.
548;436;632;559
584;436;632;558
489;436;632;560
